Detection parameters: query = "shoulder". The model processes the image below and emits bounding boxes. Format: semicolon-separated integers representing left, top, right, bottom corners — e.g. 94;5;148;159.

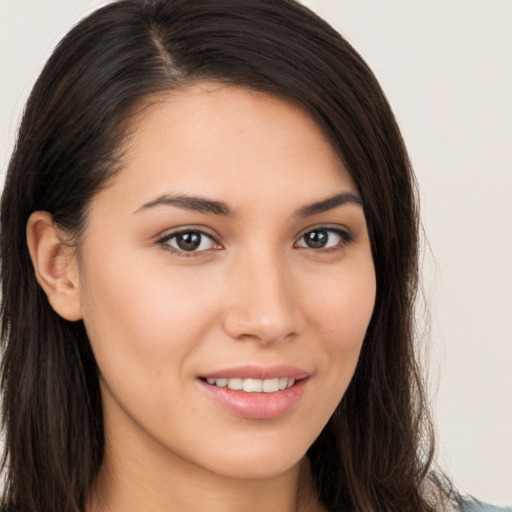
458;497;512;512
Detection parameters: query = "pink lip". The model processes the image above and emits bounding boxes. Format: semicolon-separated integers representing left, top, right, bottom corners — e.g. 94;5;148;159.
198;365;310;420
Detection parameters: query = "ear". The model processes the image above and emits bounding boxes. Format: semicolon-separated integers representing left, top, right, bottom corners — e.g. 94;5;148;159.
26;211;83;321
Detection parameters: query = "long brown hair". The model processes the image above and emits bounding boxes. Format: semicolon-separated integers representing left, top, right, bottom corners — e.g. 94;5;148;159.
1;0;452;510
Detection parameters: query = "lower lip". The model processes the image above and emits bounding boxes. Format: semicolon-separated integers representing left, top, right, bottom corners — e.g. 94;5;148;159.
199;378;309;420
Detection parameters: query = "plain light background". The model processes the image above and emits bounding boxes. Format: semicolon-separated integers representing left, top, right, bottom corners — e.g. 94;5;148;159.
1;0;511;505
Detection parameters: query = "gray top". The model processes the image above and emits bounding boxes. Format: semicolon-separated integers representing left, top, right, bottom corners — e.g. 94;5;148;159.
459;498;512;512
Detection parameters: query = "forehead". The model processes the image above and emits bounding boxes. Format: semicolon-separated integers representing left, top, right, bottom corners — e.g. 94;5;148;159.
97;83;356;216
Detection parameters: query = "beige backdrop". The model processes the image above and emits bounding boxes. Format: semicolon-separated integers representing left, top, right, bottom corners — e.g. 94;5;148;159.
1;0;511;504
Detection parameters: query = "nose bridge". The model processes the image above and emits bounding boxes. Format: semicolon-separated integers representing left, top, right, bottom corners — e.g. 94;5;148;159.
223;242;301;344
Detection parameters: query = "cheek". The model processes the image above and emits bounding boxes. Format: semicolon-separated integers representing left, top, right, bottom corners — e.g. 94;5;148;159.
305;261;376;398
78;253;228;441
78;249;222;384
309;262;376;349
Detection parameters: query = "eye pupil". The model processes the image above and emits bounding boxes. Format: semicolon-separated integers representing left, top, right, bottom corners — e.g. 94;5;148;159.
176;232;202;251
304;230;328;248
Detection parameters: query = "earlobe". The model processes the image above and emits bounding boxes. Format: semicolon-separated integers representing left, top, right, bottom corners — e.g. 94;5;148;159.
26;211;83;321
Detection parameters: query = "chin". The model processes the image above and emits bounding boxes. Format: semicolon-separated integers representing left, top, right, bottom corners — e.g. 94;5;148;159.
185;428;315;481
206;455;303;481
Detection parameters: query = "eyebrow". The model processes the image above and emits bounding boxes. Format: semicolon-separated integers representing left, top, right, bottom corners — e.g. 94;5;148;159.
134;191;363;217
294;192;363;217
134;194;235;216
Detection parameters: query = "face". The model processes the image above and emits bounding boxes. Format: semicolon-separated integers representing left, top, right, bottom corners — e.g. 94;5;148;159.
76;84;376;481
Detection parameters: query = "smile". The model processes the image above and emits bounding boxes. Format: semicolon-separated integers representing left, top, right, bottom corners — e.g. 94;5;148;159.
199;368;309;419
205;377;295;393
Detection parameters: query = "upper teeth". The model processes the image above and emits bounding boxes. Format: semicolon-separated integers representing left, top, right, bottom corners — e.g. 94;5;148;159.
206;377;295;393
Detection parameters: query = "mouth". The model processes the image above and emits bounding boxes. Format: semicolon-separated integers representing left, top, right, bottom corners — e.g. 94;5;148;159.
198;366;310;420
202;377;296;393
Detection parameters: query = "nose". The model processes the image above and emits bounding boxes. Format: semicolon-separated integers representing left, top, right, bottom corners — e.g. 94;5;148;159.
222;249;304;345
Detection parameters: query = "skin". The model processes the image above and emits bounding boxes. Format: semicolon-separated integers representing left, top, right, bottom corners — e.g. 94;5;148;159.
28;83;376;512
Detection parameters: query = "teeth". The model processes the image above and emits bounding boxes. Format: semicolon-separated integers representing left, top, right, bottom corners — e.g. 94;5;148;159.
206;377;296;393
262;378;279;392
227;378;243;391
243;379;262;392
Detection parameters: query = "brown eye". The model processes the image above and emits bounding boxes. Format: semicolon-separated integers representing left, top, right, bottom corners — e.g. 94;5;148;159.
303;230;330;248
296;228;351;250
162;230;217;253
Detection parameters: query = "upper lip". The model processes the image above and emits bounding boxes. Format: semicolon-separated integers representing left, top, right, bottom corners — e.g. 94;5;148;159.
200;364;310;380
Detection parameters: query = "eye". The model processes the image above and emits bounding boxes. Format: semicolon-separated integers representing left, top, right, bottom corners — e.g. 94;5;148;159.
295;228;352;250
158;230;219;254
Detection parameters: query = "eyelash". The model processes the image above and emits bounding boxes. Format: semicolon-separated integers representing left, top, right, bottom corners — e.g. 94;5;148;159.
157;226;354;257
157;229;220;257
295;227;354;253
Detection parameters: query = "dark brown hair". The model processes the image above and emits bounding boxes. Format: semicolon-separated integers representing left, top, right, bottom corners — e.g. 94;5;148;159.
1;0;451;510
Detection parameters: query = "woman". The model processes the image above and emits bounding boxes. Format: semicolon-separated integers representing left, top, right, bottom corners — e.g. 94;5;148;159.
0;1;508;511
